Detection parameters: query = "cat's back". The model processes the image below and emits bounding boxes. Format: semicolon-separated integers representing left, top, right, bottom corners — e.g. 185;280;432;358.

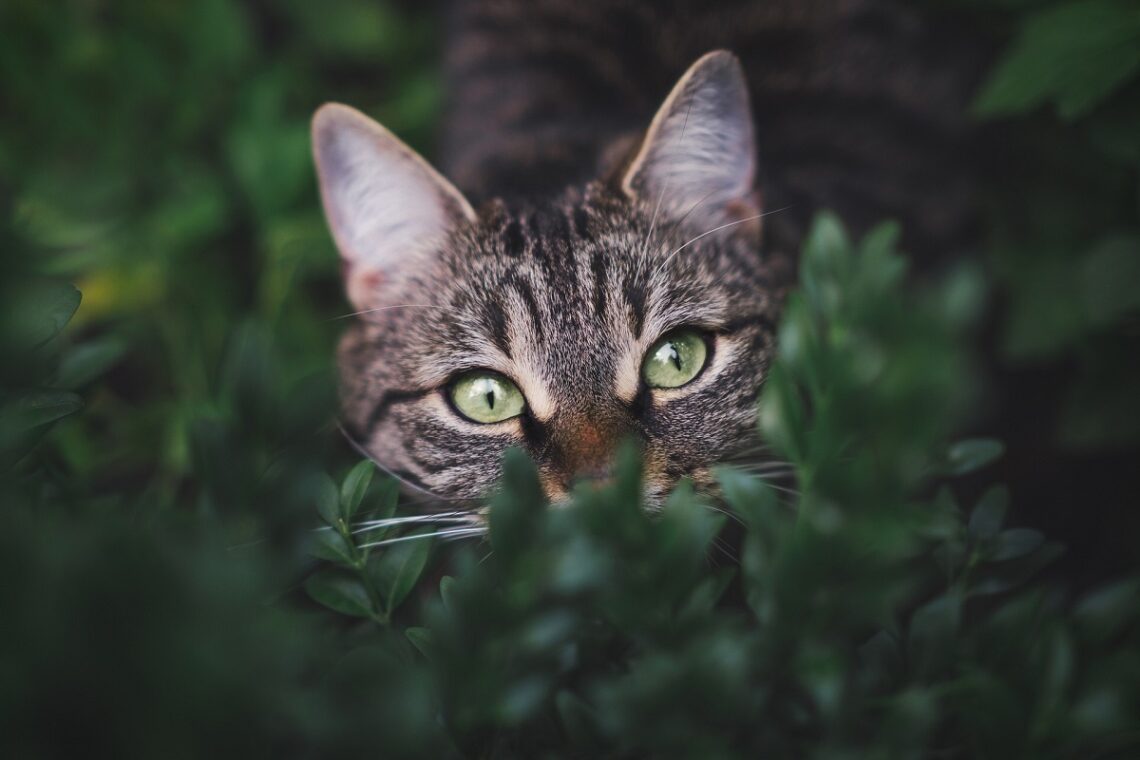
441;0;989;255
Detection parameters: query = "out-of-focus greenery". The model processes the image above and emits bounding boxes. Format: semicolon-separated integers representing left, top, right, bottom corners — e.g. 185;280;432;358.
1;0;1138;757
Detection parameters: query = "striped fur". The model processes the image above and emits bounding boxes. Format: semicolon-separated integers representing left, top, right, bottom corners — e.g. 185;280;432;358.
337;185;788;504
319;0;983;504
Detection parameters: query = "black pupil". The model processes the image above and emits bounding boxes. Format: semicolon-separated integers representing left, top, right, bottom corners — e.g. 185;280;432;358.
669;343;682;371
485;388;495;409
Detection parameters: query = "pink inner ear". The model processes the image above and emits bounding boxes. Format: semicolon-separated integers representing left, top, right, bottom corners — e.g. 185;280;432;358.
354;268;385;292
344;264;387;310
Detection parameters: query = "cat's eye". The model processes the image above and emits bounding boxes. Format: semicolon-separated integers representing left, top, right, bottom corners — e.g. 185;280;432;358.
449;371;526;424
642;330;709;389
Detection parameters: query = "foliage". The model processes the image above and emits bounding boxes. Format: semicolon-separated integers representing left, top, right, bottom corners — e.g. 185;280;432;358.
965;0;1140;452
1;1;1138;758
5;211;1138;757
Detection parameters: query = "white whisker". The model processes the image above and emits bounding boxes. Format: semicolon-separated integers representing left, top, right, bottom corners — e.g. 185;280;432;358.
357;527;486;550
736;465;796;476
703;502;745;526
315;513;481;536
353;518;480;535
710;536;737;562
656;206;792;276
328;303;450;321
352;510;472;525
760;481;801;497
311;512;471;534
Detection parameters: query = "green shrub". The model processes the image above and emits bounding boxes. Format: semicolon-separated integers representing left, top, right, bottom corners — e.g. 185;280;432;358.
5;214;1136;757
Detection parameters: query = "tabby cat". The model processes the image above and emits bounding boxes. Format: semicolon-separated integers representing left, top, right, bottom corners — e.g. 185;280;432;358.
312;0;982;505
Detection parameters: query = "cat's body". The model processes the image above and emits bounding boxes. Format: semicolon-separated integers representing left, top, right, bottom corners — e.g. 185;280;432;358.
315;0;985;505
441;0;986;257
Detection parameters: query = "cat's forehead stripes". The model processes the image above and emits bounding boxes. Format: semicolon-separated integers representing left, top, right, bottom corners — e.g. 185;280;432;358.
337;187;786;504
321;48;802;505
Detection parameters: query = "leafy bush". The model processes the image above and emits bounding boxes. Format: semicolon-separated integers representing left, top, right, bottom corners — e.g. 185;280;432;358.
5;214;1138;757
2;1;1138;757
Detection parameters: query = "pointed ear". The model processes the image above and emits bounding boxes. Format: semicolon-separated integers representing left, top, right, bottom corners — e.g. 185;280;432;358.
621;51;760;233
312;103;476;309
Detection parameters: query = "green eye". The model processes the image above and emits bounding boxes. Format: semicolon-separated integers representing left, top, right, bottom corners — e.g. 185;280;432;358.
449;371;526;423
642;330;709;389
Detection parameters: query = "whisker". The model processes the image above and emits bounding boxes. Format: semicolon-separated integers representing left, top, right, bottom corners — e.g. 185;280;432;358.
357;527;486;550
657;186;720;247
327;303;451;322
710;536;738;563
735;465;796;476
703;502;745;526
731;443;775;453
656;206;793;276
346;514;480;536
350;509;473;526
309;512;471;534
760;481;802;497
724;456;791;466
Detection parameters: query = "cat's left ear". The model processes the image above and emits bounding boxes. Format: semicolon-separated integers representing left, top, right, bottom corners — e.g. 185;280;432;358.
312;103;476;309
621;50;760;234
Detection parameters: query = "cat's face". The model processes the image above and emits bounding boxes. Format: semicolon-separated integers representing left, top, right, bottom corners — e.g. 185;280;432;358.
314;52;788;505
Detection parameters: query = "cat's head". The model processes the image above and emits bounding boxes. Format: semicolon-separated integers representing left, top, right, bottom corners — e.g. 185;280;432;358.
312;51;789;506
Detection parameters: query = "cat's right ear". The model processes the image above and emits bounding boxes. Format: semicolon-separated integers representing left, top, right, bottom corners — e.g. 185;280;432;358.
312;103;476;309
621;51;760;236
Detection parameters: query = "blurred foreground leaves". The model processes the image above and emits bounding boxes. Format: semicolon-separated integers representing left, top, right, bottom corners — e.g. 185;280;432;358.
4;215;1137;758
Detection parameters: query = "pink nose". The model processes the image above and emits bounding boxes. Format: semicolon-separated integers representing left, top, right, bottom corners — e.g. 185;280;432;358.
554;420;619;489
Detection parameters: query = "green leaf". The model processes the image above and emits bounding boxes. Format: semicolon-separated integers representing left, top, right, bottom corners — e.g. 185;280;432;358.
439;575;457;613
315;474;340;527
304;570;376;619
28;283;82;347
1074;578;1140;643
990;528;1045;562
1081;234;1140;328
757;363;806;462
488;448;545;558
907;592;962;677
0;390;83;436
974;0;1140;120
0;390;84;468
800;212;851;315
858;630;904;690
405;627;433;659
340;459;374;521
947;439;1005;475
556;690;603;748
680;567;736;618
968;486;1009;542
54;337;128;389
308;529;355;567
369;534;432;614
970;542;1066;596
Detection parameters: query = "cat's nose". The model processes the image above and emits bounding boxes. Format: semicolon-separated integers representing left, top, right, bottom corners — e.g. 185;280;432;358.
552;417;623;490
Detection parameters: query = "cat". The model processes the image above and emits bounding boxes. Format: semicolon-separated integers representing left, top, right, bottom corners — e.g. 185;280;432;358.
312;0;984;506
